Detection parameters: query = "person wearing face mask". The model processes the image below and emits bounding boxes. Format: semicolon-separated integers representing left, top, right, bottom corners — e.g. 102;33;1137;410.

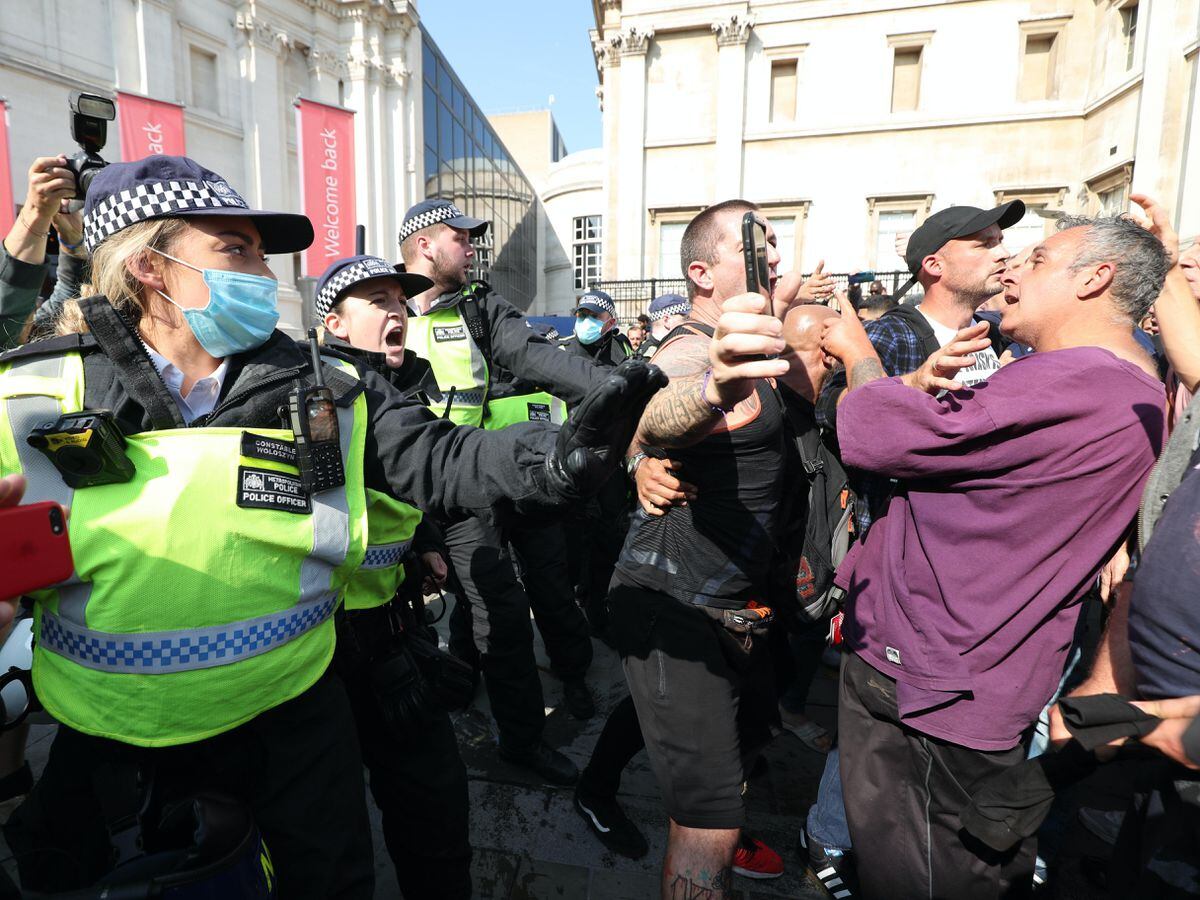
0;156;666;898
559;290;633;365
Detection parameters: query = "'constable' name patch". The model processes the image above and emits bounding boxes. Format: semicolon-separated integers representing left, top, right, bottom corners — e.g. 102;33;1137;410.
527;402;551;423
237;466;311;514
241;432;298;466
433;324;466;342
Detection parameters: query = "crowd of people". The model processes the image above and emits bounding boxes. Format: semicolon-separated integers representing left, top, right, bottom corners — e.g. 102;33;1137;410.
0;147;1197;900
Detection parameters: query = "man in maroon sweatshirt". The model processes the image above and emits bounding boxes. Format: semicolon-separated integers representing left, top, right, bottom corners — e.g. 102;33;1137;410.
819;214;1170;898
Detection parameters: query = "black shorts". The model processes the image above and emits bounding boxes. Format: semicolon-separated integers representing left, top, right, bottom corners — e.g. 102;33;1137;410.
610;581;776;830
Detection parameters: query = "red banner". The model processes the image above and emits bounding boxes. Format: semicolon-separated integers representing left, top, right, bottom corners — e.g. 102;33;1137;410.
0;101;13;237
296;98;356;275
116;92;185;161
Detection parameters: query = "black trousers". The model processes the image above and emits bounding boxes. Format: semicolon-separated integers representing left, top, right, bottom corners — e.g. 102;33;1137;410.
567;475;629;624
336;611;472;900
580;693;644;798
444;515;590;750
7;671;374;899
839;651;1035;900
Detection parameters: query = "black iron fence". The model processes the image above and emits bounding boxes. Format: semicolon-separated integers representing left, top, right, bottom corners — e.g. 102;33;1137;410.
590;271;911;325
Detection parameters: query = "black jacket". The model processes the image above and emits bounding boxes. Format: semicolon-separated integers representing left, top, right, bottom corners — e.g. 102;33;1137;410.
424;283;604;404
557;330;633;369
1;297;566;524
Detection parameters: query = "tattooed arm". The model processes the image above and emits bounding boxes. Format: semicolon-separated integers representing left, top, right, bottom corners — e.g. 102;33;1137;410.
635;335;721;448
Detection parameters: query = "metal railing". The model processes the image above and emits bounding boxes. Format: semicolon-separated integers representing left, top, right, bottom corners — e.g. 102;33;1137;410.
590;271;911;324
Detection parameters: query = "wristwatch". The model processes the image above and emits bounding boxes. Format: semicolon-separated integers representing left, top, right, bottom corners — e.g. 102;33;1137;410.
625;452;647;478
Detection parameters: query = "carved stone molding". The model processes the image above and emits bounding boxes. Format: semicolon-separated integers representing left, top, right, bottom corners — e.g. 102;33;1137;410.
600;0;621;10
595;85;604;112
234;10;291;52
712;13;754;47
617;26;653;57
305;44;350;78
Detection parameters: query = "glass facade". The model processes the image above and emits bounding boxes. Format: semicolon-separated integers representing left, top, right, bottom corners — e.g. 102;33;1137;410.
421;32;538;309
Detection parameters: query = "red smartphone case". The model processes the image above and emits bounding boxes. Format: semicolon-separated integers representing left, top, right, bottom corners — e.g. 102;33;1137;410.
0;502;74;601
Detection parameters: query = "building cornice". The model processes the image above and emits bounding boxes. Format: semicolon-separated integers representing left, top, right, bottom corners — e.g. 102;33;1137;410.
743;107;1081;142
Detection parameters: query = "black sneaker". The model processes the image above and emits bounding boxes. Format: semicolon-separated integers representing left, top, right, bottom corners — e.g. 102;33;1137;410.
562;678;595;720
498;741;579;786
800;825;857;899
574;787;649;859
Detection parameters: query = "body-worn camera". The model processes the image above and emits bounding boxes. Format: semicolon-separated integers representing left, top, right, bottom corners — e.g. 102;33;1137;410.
27;410;135;488
66;91;115;204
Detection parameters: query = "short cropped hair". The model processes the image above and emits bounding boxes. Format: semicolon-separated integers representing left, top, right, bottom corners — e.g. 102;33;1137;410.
399;222;449;266
858;292;898;316
679;199;759;299
1056;215;1171;321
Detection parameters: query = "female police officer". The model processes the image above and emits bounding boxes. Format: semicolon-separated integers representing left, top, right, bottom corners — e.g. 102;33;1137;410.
0;156;663;898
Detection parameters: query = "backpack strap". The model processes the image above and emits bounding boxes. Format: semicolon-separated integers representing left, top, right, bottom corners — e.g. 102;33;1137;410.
879;304;940;360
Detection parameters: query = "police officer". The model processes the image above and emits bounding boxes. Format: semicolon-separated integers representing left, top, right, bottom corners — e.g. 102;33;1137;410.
0;157;664;897
400;200;601;780
314;254;471;900
557;291;634;635
557;290;633;364
639;293;691;358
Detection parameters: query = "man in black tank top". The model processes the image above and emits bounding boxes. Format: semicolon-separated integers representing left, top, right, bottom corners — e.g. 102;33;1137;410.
604;201;796;897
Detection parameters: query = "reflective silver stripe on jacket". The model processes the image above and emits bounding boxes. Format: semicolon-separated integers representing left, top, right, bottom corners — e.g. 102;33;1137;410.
3;356;91;621
360;539;413;571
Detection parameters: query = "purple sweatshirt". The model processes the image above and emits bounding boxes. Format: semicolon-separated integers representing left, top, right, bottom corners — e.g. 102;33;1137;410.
835;347;1164;750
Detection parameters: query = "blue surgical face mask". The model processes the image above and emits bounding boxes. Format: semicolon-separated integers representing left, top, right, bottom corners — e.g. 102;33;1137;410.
150;247;280;357
575;316;606;345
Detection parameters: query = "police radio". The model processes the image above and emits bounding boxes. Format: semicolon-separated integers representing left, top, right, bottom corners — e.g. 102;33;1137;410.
288;330;345;494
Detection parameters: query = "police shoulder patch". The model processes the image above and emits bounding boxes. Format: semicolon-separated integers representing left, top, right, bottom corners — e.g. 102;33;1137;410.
237;466;311;514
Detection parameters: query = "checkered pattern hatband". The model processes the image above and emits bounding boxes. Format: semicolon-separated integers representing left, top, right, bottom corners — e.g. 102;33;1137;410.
399;203;468;245
84;178;250;253
315;257;398;318
650;301;690;322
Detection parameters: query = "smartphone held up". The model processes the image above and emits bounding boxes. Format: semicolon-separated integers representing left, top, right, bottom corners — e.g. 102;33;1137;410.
0;501;73;603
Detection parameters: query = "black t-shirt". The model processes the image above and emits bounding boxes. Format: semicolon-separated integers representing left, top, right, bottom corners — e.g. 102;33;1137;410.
1128;442;1200;699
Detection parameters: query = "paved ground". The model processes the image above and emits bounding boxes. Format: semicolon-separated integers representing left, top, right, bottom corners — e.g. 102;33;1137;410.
3;610;839;899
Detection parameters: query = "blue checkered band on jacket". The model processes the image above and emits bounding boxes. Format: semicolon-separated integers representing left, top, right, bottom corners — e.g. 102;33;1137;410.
361;540;413;571
399;203;465;244
447;389;485;408
315;257;397;317
650;301;690;322
84;179;250;253
38;593;339;674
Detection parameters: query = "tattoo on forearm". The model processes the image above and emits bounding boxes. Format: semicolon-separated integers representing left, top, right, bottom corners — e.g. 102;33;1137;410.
635;333;719;448
668;868;732;899
637;372;717;448
848;357;887;392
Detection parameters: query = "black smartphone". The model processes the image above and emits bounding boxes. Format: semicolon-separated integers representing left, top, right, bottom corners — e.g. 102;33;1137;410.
742;212;770;298
740;212;778;361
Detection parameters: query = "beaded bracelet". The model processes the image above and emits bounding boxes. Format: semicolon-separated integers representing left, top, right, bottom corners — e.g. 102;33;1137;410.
700;367;737;415
58;237;82;251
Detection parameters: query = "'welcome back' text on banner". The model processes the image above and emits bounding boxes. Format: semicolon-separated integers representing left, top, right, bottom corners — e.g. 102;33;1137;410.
116;92;185;161
296;98;356;276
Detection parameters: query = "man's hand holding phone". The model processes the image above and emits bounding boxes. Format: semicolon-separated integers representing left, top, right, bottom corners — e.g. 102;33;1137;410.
705;293;789;410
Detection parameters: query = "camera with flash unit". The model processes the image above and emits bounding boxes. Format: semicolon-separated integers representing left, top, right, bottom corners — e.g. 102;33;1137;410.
65;90;116;204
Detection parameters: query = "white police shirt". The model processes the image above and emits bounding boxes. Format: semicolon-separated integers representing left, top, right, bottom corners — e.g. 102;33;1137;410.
145;346;229;424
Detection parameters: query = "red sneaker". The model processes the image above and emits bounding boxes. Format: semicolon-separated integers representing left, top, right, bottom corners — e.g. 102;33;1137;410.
733;833;784;879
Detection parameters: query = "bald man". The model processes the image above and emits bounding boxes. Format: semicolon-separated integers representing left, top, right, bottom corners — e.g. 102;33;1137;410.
780;304;839;403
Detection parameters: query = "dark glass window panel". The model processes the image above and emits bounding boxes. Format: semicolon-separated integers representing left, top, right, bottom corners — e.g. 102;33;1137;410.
423;86;437;145
423;42;436;84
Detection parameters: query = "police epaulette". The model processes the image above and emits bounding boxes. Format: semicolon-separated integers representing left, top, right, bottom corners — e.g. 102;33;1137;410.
0;332;96;364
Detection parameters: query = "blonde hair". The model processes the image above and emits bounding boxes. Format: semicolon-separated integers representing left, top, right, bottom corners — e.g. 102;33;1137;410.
56;218;189;335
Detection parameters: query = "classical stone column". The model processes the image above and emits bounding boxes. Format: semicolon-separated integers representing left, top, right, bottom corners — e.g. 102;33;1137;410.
593;28;621;281
712;13;753;199
615;26;652;280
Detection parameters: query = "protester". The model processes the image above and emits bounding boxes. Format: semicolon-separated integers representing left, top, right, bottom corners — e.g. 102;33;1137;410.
853;292;896;322
0;155;664;897
821;211;1169;898
627;324;644;351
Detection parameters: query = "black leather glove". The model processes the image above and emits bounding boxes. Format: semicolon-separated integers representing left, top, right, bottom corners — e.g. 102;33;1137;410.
544;357;668;500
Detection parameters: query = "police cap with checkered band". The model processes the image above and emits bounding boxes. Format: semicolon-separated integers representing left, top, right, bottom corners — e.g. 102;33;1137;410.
82;155;314;255
313;254;434;319
648;293;690;322
398;199;488;246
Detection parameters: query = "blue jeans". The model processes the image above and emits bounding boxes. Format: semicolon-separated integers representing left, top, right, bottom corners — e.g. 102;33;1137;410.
807;746;852;852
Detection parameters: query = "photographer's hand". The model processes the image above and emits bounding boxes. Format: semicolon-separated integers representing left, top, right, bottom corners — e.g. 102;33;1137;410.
53;209;86;259
5;156;74;264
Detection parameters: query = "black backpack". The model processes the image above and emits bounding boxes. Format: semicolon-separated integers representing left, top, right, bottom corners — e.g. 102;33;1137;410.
772;390;856;626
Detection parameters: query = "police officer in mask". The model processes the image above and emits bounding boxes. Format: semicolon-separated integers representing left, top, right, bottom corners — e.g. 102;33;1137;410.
0;157;664;898
558;290;633;365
